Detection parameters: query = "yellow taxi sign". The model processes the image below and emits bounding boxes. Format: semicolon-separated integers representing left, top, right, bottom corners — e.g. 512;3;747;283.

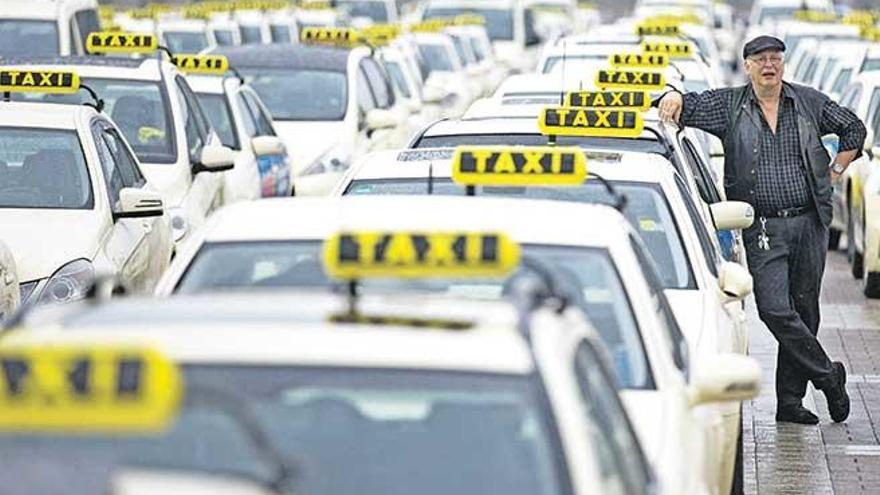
0;345;181;433
635;22;679;36
564;90;650;110
609;52;669;68
323;231;521;279
171;54;230;75
642;40;693;58
792;10;837;23
452;146;587;186
538;107;644;138
299;0;333;10
86;32;158;54
596;69;665;91
0;70;80;95
454;13;485;25
300;27;360;45
409;19;452;33
359;24;401;45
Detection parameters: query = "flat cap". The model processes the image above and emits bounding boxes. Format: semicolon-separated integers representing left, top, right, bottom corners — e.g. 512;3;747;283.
742;35;785;59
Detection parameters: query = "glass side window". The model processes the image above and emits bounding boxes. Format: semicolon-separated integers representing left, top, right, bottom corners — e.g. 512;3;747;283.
91;122;124;207
74;10;101;50
240;25;263;44
197;93;239;150
418;44;455;73
357;67;377;117
361;58;394;109
235;93;258;139
243;92;275;136
573;342;653;495
270;24;291;43
842;84;862;112
673;173;720;278
242;68;348;121
832;69;853;95
213;29;235;46
174;78;205;163
102;126;146;188
681;137;721;204
163;31;210;53
629;235;690;377
384;60;412;99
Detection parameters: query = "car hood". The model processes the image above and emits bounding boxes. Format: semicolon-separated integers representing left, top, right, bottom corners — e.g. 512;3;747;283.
0;209;101;282
273;121;349;176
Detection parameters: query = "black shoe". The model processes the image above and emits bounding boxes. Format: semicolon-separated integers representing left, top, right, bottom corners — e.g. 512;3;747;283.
823;361;850;423
776;405;819;425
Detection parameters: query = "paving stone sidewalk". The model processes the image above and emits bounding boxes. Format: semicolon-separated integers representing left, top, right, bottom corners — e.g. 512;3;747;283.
744;252;880;495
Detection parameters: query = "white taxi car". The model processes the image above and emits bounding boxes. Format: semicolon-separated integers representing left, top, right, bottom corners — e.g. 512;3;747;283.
422;0;544;74
153;189;758;495
214;38;409;196
5;32;238;246
335;145;755;495
0;241;20;321
13;218;664;495
186;59;292;199
0;68;172;306
0;0;100;57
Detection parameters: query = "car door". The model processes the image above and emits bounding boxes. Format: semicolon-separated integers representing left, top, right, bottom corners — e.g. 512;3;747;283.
91;119;156;293
174;75;223;218
360;57;408;150
241;89;291;196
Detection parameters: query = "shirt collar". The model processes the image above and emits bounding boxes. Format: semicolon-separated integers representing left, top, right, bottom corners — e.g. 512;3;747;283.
747;83;794;105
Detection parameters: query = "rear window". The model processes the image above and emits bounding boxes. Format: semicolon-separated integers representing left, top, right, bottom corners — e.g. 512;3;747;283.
163;31;210;53
0;20;59;57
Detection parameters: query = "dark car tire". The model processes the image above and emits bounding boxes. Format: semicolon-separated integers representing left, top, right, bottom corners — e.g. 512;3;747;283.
849;205;864;279
730;410;744;495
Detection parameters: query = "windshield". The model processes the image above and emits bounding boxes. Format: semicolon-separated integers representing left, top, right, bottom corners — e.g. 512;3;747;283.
176;241;653;388
0;20;58;57
196;93;238;150
0;128;92;210
385;61;411;98
240;25;263;44
344;179;694;289
418;43;455;72
242;68;347;121
0;366;571;495
213;28;235;45
337;0;389;22
424;8;514;41
14;79;178;164
163;31;210;53
414;133;669;156
542;56;606;76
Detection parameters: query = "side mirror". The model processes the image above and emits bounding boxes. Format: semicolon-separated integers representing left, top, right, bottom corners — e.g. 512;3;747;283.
251;135;285;156
710;201;755;230
422;84;447;104
689;353;760;407
114;188;164;220
718;261;753;302
365;108;398;131
194;145;235;173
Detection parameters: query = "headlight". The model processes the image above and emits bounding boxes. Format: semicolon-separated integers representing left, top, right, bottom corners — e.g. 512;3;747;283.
301;146;350;177
169;207;189;243
37;259;94;305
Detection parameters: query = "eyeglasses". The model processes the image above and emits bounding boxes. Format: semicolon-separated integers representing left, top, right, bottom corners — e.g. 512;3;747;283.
748;54;784;65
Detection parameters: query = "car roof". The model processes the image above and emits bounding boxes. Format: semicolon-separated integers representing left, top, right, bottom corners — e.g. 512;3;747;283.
0;102;89;129
0;1;60;19
0;57;164;81
426;0;517;9
12;292;539;373
187;74;236;94
214;43;353;71
195;195;632;249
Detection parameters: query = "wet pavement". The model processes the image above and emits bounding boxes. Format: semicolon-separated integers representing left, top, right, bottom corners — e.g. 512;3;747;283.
744;251;880;494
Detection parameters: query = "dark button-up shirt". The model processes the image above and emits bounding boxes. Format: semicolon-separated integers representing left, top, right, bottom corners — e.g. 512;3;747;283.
680;84;866;212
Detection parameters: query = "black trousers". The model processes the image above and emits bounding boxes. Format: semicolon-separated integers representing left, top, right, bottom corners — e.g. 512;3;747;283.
744;211;835;408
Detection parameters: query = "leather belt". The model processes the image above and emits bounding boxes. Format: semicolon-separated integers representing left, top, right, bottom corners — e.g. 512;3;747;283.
758;205;813;218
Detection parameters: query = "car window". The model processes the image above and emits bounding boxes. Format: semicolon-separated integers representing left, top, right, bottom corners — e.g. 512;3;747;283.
424;7;513;40
91;121;124;207
361;58;394;109
0;127;92;209
843;83;862;112
681;136;721;204
174;76;208;163
239;25;263;44
243;68;348;121
357;67;377;117
197;92;239;150
270;24;291;42
865;87;880;127
102;125;146;188
74;9;101;50
384;60;412;99
235;93;258;139
418;43;455;73
0;20;59;56
673;173;720;278
213;28;235;45
629;235;690;377
242;92;275;136
573;341;653;495
832;68;853;95
163;31;210;53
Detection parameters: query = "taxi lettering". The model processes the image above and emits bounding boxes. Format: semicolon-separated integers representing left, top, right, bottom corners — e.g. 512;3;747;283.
609;53;669;68
635;24;679;36
171;55;229;75
0;70;79;94
301;27;357;44
596;70;665;90
452;146;587;186
86;32;157;53
564;90;649;110
642;41;692;58
323;231;520;279
0;346;180;432
538;107;644;138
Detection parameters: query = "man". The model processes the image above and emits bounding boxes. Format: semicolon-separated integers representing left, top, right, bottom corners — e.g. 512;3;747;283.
656;35;866;424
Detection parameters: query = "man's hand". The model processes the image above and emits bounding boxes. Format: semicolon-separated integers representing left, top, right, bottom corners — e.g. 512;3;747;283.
831;170;843;183
658;91;683;124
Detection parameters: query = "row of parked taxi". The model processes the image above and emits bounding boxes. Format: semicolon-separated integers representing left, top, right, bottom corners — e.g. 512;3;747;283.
1;1;876;494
